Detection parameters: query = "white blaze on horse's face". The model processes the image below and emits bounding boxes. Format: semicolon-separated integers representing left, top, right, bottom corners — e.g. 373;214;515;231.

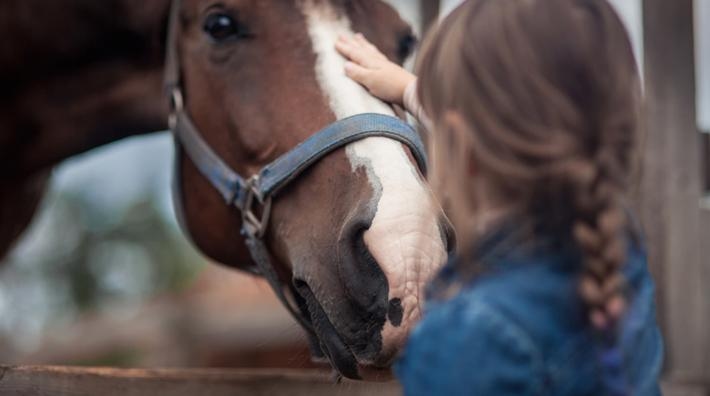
299;0;448;356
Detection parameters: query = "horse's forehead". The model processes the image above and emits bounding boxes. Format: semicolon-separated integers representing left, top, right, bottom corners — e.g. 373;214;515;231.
181;0;403;42
296;0;395;120
181;0;344;14
181;0;393;22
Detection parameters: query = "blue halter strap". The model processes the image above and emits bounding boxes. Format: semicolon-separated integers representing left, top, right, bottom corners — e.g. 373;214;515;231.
171;101;427;236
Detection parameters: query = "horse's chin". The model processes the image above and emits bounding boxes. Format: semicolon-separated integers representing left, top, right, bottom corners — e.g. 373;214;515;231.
313;317;395;381
355;365;395;382
298;282;395;381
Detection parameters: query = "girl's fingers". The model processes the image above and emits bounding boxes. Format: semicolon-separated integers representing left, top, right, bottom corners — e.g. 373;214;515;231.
344;61;370;84
354;33;370;45
354;33;374;49
335;39;369;66
338;35;357;47
354;33;386;59
337;34;388;67
338;35;364;53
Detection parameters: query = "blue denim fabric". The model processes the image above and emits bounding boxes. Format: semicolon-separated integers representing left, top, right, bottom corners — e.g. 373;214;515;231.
395;226;663;396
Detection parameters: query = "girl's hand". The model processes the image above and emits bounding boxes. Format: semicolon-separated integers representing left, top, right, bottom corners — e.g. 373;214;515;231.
336;33;416;106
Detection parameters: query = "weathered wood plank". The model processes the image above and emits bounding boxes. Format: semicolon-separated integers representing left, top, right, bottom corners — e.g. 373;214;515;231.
641;0;710;385
419;0;440;36
0;366;401;396
703;132;709;192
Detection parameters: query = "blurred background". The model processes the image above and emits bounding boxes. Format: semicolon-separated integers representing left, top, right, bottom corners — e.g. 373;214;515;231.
0;0;708;393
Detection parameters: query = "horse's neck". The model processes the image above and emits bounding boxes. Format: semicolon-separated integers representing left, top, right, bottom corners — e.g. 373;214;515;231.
3;1;110;88
0;0;170;178
0;0;168;83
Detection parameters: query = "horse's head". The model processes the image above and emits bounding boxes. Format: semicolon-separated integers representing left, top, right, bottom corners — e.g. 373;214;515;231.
172;0;451;379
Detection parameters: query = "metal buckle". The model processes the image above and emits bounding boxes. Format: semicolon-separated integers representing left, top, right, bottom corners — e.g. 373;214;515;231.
168;88;184;130
241;176;273;239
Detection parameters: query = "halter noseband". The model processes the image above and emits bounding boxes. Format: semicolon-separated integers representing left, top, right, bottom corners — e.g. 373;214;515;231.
164;0;428;338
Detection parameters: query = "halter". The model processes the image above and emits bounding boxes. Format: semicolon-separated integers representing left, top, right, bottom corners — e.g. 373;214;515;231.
164;0;428;336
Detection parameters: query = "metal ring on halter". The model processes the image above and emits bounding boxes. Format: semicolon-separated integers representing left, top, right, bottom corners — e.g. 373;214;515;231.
241;176;273;239
168;88;184;130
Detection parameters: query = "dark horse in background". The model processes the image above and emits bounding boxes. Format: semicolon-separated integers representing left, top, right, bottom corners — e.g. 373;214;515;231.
0;0;450;379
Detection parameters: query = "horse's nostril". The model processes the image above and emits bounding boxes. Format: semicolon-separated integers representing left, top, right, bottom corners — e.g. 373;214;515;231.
387;298;404;327
337;224;389;313
352;227;372;261
292;278;309;303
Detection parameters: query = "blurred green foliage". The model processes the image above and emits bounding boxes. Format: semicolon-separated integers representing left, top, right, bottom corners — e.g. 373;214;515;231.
0;187;205;352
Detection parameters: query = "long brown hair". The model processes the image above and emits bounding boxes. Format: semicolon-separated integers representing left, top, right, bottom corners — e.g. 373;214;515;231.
418;0;641;330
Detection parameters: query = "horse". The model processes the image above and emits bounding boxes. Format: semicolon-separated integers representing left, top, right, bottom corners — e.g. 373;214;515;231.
0;0;451;380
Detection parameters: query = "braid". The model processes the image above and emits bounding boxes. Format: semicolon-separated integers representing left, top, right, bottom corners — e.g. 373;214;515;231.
573;179;627;330
537;146;631;395
569;151;630;396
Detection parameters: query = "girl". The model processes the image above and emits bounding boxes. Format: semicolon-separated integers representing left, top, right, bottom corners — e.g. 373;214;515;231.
336;0;663;395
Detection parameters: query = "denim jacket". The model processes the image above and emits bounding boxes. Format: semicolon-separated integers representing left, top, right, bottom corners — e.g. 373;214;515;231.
395;224;663;396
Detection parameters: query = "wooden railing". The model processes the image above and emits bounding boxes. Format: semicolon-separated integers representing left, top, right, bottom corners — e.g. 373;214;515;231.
0;366;401;396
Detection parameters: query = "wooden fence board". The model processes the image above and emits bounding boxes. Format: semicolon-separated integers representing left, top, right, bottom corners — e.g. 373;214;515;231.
0;366;401;396
420;0;440;35
642;0;710;390
703;133;709;192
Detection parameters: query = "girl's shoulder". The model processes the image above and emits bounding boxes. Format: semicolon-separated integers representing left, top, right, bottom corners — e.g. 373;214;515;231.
396;294;545;396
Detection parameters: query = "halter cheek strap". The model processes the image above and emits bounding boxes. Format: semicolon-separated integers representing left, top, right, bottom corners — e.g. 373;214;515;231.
164;0;428;344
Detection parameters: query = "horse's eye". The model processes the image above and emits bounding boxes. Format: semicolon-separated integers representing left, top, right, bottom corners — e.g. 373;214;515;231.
397;33;418;62
203;13;245;42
